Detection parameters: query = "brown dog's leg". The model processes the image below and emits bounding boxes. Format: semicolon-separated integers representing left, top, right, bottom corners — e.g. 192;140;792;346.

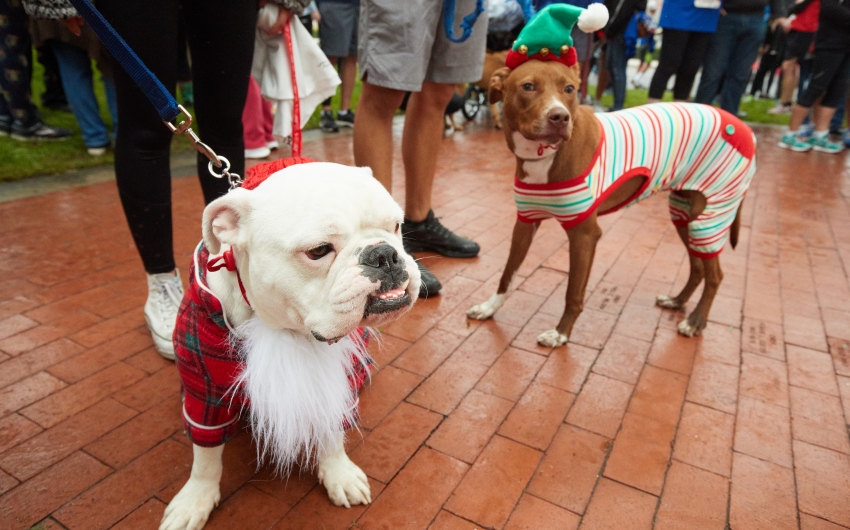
467;220;539;320
538;215;603;347
677;256;723;337
656;224;705;310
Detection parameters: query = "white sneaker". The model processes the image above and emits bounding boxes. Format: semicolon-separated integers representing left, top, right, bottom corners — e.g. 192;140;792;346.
245;146;271;159
144;270;184;360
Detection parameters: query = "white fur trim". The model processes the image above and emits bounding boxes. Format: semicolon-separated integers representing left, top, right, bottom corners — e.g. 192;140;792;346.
232;317;369;474
577;3;609;33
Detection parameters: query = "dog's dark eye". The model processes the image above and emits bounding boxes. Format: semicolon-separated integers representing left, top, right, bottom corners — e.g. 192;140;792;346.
565;85;575;94
521;83;534;92
306;244;334;260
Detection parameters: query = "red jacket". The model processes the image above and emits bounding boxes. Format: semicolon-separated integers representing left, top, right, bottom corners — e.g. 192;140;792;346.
174;243;370;447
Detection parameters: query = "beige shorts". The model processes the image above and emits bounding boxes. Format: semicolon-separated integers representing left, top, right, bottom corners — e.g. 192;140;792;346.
358;0;488;92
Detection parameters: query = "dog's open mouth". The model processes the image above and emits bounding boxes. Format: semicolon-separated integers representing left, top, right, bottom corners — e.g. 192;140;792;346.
364;279;412;316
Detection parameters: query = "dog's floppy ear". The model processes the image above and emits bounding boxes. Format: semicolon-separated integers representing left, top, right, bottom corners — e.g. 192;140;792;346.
202;188;252;255
489;67;511;104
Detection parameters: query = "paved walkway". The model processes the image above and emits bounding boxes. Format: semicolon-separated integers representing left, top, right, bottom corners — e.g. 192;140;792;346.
1;115;849;530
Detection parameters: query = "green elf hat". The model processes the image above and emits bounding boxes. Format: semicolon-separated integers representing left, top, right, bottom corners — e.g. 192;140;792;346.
505;3;609;69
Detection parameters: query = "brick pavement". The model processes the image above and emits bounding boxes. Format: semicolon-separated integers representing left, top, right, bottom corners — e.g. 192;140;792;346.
1;118;849;529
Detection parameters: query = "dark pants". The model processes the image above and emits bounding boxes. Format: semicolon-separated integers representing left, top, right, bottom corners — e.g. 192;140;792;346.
648;28;712;100
695;13;766;115
97;0;256;274
0;0;39;125
606;34;627;111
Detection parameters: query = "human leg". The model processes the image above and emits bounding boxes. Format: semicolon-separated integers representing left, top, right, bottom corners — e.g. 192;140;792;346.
352;81;407;192
694;16;740;106
717;13;765;115
50;40;111;149
340;56;358;112
672;31;712;101
648;28;689;101
183;0;256;203
605;34;627;111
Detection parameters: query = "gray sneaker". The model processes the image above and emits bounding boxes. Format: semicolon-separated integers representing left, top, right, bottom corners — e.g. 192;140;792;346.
320;110;339;133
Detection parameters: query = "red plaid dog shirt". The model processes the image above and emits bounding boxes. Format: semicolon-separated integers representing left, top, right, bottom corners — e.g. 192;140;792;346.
174;241;371;447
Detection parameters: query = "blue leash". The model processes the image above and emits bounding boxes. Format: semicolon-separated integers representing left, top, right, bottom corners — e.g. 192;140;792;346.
442;0;536;43
65;0;238;182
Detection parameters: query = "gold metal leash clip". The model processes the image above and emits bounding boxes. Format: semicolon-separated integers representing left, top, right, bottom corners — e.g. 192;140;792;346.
164;104;243;189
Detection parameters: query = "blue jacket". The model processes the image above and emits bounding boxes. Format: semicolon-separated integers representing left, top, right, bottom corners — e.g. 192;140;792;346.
659;0;721;32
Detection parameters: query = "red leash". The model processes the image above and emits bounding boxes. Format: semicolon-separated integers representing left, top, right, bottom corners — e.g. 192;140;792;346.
282;20;302;158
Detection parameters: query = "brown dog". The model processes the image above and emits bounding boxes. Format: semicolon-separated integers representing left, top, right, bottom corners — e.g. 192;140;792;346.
466;60;756;346
472;50;510;129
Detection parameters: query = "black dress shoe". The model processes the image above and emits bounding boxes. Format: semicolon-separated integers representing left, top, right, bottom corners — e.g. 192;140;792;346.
11;119;72;141
417;261;442;298
403;210;480;258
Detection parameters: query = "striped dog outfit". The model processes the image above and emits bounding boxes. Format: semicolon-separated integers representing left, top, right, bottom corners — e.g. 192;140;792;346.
514;103;756;258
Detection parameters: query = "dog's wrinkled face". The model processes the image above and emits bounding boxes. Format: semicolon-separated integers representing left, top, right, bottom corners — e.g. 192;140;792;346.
489;61;582;150
202;163;420;342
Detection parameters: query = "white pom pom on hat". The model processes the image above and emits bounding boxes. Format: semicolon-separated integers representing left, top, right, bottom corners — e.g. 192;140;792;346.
577;2;610;33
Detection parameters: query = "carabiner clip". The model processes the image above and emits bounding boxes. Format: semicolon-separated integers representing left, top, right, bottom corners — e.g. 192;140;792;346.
164;104;223;169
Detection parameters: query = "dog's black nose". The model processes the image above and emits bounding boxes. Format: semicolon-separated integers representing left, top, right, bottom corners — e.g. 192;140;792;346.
359;243;399;271
547;108;569;127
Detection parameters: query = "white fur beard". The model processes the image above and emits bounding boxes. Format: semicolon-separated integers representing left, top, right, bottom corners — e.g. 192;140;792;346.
231;318;369;474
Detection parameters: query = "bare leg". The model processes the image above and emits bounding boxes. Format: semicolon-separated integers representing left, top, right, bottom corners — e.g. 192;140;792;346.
467;220;539;320
789;103;812;131
317;432;371;508
678;256;723;337
401;82;456;221
539;215;603;347
339;55;357;111
352;80;407;192
812;104;838;132
778;58;798;106
160;444;224;530
656;224;705;309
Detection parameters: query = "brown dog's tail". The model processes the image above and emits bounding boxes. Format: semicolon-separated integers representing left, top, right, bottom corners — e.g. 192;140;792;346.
730;199;744;249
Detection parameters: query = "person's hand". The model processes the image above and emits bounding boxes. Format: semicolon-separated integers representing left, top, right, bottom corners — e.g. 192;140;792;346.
770;17;788;31
268;6;294;34
311;10;321;23
63;16;84;36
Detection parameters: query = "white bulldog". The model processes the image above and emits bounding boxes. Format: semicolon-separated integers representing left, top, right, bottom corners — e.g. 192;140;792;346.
160;161;420;530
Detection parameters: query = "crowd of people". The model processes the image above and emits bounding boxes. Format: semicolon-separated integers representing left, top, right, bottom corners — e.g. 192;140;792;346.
1;0;849;361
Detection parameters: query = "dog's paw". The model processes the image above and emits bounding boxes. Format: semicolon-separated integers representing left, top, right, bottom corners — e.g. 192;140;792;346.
318;453;371;508
467;293;505;320
677;317;705;338
159;478;220;530
656;295;683;310
537;329;568;347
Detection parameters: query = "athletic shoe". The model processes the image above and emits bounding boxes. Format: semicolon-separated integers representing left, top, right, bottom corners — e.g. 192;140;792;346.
267;139;279;150
144;270;184;360
842;129;850;148
320;110;339;133
811;134;844;153
402;209;480;258
766;102;792;115
778;132;812;152
416;261;442;298
798;123;815;137
336;110;355;128
245;146;271;159
87;144;110;156
11;120;72;141
0;115;11;136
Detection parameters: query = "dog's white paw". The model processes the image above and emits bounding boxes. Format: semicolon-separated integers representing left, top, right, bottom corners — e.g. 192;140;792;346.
318;453;371;508
537;329;568;347
159;478;220;530
467;293;506;321
677;319;700;338
656;295;682;310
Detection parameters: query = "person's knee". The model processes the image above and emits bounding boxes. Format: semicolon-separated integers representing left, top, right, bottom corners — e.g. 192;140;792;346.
358;82;406;116
415;82;456;111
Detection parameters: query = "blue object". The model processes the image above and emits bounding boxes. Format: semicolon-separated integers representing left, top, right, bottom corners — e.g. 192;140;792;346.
66;0;180;123
658;0;720;33
51;40;117;148
443;0;486;43
517;0;536;22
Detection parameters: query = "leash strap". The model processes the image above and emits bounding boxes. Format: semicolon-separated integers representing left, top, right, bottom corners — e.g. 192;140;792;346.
282;20;302;158
65;0;242;186
442;0;485;43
